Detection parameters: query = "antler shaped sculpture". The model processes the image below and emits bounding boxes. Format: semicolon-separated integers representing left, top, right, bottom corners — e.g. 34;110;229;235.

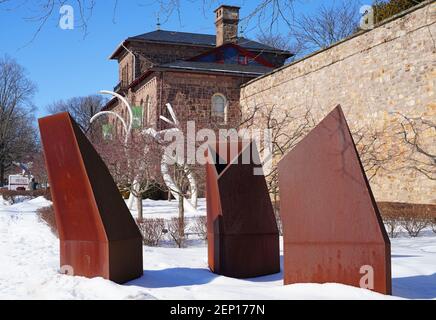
90;91;198;214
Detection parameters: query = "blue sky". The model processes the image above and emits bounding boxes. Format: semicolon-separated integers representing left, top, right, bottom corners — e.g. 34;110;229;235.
0;0;369;118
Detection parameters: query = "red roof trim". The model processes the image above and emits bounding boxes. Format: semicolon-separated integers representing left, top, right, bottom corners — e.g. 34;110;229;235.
188;43;274;68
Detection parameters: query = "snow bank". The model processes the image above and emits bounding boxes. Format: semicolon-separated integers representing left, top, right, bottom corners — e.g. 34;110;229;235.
0;197;435;300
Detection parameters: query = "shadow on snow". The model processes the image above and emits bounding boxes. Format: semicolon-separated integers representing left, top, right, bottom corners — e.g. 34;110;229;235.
128;256;284;288
393;273;436;299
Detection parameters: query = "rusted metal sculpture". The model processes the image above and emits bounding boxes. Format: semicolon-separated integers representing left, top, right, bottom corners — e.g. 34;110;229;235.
206;140;280;278
278;105;391;294
39;112;143;284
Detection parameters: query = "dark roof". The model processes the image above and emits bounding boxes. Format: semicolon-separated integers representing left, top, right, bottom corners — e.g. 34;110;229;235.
102;96;121;111
130;30;216;47
130;30;285;52
110;30;292;59
155;60;274;76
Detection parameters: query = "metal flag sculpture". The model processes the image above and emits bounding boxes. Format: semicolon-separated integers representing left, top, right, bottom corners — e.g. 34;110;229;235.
39;112;143;283
278;105;391;294
206;140;280;278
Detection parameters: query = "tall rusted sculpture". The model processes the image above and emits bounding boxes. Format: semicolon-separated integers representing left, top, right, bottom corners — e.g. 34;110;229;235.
278;106;391;294
206;140;280;278
39;112;143;284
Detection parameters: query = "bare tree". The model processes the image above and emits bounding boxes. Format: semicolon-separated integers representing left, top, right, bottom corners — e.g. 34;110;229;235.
0;56;38;185
239;103;315;213
395;113;435;180
353;124;403;181
95;132;162;220
47;95;106;139
170;162;196;240
2;0;366;60
167;217;188;248
383;214;402;238
256;32;292;51
290;1;361;55
0;0;298;42
256;32;301;61
401;212;430;237
0;0;97;44
29;147;49;187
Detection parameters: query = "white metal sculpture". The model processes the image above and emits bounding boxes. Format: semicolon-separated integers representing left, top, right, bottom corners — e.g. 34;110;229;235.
90;91;198;214
144;103;198;214
90;91;133;144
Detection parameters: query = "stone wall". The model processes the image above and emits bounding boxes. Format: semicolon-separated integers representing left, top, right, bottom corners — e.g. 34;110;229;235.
118;52;134;87
109;74;159;137
132;76;159;128
117;42;212;83
160;71;248;131
240;1;436;204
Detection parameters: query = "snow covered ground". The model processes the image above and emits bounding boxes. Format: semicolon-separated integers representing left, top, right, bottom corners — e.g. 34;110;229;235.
0;196;435;300
130;198;207;219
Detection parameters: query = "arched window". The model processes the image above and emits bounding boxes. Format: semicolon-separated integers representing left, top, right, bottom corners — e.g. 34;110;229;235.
139;99;145;128
143;95;152;126
114;117;119;137
211;94;227;124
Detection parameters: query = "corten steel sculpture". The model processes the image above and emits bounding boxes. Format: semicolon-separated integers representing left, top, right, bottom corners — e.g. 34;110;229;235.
39;112;143;284
278;105;391;294
206;140;280;278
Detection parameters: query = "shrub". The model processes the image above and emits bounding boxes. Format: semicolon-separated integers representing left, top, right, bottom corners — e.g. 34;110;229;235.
167;217;187;248
136;218;165;246
34;188;52;201
373;0;426;24
431;218;436;234
190;216;207;240
37;205;58;236
382;212;402;238
378;202;435;238
0;189;51;204
400;212;430;237
274;210;283;236
1;189;27;204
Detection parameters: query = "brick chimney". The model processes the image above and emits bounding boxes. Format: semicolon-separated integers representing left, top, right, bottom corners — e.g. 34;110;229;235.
215;5;240;47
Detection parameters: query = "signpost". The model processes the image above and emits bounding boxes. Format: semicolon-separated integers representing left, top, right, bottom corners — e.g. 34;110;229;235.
8;175;29;191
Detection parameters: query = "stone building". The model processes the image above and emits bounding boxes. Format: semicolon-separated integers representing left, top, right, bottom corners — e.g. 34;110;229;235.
103;1;435;206
104;5;291;136
240;1;435;205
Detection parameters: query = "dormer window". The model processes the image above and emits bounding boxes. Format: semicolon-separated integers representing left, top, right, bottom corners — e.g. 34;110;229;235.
238;55;248;65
